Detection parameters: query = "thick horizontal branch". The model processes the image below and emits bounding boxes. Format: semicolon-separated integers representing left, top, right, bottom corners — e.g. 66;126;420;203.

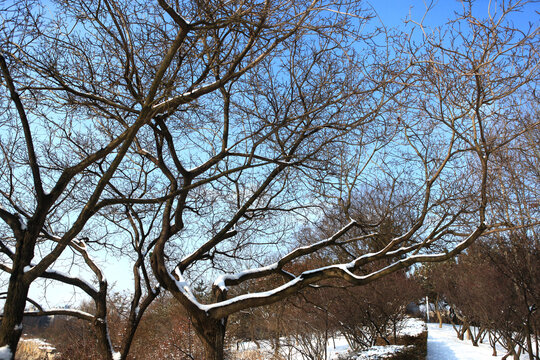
21;309;94;322
213;220;361;291
205;223;486;319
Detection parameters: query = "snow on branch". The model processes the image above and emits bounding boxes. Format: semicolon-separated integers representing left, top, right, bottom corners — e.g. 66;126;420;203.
204;223;486;319
35;231;105;290
213;263;279;292
22;308;95;322
171;267;210;312
212;220;361;291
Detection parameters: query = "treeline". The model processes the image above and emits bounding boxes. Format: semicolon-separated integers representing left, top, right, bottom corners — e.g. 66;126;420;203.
23;229;539;360
22;231;539;359
24;269;421;360
422;233;539;360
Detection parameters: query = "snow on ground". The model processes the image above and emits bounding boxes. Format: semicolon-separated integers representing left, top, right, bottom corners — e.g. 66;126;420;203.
327;337;351;359
333;318;425;360
337;345;409;360
399;317;426;337
235;317;426;359
19;338;56;351
233;336;352;359
427;323;536;360
236;318;539;359
234;337;407;360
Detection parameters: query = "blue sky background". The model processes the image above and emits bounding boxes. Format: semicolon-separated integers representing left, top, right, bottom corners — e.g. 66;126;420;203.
370;0;538;29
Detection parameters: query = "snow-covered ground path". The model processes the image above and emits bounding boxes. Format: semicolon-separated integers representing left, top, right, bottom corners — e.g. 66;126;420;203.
427;323;496;359
427;323;535;360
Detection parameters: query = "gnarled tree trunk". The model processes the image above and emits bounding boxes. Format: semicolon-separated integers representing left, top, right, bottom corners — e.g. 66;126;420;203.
192;317;227;360
0;270;29;359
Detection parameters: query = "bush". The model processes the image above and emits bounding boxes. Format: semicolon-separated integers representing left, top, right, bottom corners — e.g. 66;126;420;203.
387;330;427;360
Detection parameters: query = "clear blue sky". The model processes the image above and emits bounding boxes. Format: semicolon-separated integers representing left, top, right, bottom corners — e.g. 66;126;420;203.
369;0;538;30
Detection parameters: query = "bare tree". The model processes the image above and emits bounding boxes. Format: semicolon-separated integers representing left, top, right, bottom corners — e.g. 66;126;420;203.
1;0;367;357
142;2;537;359
0;0;537;359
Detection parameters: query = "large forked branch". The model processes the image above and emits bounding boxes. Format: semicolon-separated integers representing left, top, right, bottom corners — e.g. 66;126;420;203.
24;23;192;283
210;119;460;293
181;95;492;320
205;93;491;322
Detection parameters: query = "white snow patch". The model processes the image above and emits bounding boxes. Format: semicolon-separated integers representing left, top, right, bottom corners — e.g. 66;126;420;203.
0;346;11;360
18;214;27;230
112;351;121;360
20;339;56;351
30;308;94;319
206;277;303;311
235;336;352;360
172;268;208;311
340;345;409;360
427;323;535;359
399;317;426;337
235;336;408;360
213;263;278;291
138;149;151;157
45;268;98;293
173;268;303;313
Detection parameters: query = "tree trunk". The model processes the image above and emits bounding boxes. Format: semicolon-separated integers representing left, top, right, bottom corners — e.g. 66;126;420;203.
119;290;157;360
120;316;139;360
94;317;114;360
534;326;540;359
514;345;522;360
193;317;227;360
94;286;114;360
0;227;42;359
471;328;484;347
524;303;535;360
0;270;30;359
435;295;443;328
488;332;498;356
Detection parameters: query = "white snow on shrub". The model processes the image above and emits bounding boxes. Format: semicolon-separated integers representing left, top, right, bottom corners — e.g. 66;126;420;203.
336;345;409;360
399;317;427;337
